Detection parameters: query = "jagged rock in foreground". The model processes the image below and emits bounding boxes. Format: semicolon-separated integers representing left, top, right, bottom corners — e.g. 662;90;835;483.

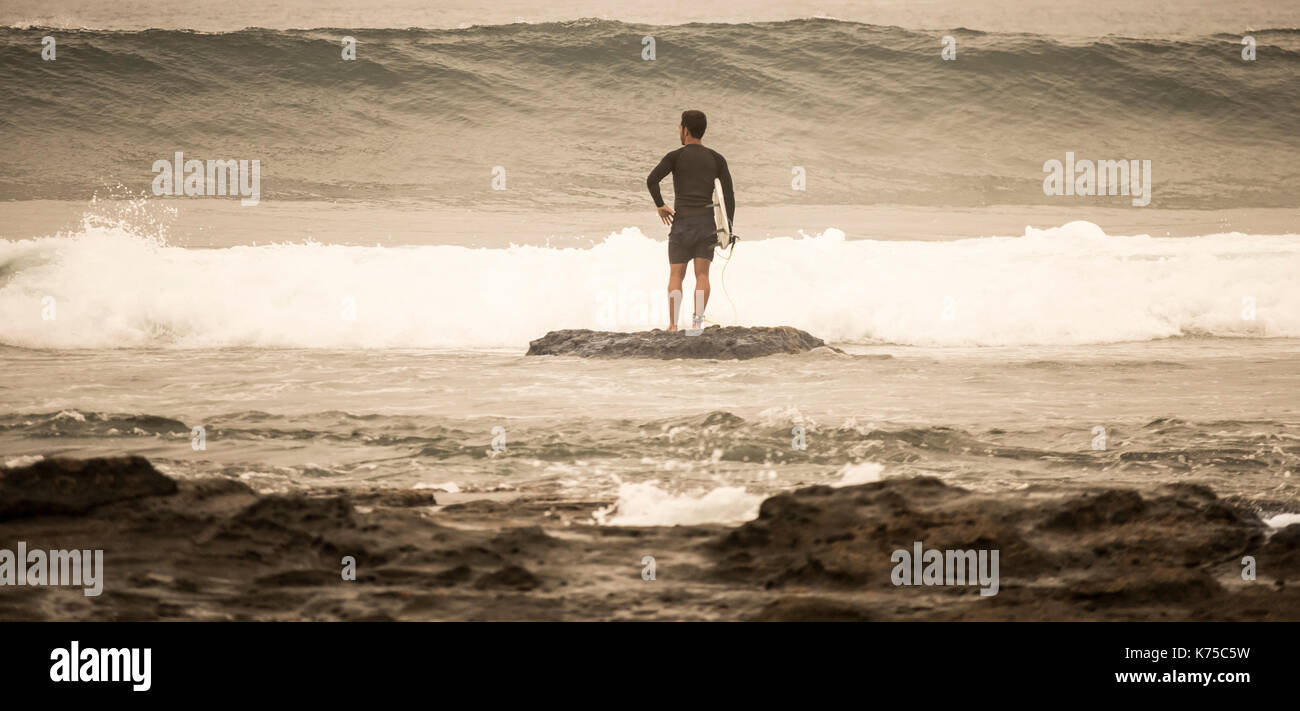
526;325;840;359
4;455;1300;621
709;477;1300;621
0;455;178;521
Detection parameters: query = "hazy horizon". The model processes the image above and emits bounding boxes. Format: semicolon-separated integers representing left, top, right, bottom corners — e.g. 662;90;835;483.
4;0;1298;36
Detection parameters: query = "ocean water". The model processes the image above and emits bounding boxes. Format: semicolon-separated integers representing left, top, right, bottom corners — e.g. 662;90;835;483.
3;209;1299;518
2;21;1299;208
2;11;1299;525
2;332;1299;515
4;0;1297;38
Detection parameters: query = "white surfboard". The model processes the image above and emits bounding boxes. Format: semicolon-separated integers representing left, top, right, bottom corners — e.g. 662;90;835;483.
710;178;731;249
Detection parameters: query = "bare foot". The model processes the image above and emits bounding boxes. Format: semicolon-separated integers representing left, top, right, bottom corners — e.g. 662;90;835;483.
666;325;678;332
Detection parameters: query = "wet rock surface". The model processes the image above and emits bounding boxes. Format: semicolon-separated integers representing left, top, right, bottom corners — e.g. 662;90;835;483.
2;457;1298;621
526;326;840;360
0;455;177;521
714;478;1297;620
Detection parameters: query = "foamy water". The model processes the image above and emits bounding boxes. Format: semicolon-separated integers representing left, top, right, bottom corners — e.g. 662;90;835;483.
3;219;1298;349
594;480;765;526
3;212;1299;524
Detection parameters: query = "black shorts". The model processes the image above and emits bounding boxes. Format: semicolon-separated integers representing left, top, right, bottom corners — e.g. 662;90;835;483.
667;214;717;264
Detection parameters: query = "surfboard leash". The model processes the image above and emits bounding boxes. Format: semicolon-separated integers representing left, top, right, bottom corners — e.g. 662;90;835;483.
704;234;739;327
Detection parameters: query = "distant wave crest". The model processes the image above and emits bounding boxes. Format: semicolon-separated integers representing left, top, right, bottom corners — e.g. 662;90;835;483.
2;22;1299;206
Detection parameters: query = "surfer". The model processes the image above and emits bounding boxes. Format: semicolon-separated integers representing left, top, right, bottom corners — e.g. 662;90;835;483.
646;110;735;332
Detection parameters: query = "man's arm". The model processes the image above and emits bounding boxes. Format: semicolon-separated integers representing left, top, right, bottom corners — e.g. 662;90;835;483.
646;152;674;208
716;152;736;229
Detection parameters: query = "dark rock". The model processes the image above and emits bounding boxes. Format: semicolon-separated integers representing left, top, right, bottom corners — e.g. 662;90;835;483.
1262;524;1300;579
1039;490;1148;531
702;476;1291;619
708;477;1057;589
255;569;343;587
475;565;541;590
431;564;475;587
489;526;559;554
347;490;438;508
1067;569;1222;606
0;455;178;520
226;495;357;534
4;451;1296;621
440;500;509;513
525;325;841;360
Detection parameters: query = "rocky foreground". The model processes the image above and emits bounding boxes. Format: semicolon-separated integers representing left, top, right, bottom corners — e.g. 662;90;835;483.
526;326;840;359
2;456;1299;621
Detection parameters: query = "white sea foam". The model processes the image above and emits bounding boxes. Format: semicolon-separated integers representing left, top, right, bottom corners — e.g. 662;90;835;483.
1265;513;1300;529
414;481;460;493
834;461;885;486
3;219;1298;349
594;481;763;526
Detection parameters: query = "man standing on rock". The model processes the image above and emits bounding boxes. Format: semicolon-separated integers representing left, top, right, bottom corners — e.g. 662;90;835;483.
646;110;736;332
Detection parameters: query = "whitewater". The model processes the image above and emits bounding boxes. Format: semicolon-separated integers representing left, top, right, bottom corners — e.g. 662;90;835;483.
2;219;1298;350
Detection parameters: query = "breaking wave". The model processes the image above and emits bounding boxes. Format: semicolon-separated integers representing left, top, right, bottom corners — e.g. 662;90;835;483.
2;218;1298;348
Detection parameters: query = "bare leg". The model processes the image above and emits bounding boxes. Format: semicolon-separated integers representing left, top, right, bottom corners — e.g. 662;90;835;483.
667;262;688;331
692;257;711;326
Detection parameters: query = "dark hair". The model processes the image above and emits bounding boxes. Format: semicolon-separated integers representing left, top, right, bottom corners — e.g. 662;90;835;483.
681;110;707;139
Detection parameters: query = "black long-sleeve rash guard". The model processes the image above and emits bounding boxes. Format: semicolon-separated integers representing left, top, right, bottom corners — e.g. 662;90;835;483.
646;144;736;229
